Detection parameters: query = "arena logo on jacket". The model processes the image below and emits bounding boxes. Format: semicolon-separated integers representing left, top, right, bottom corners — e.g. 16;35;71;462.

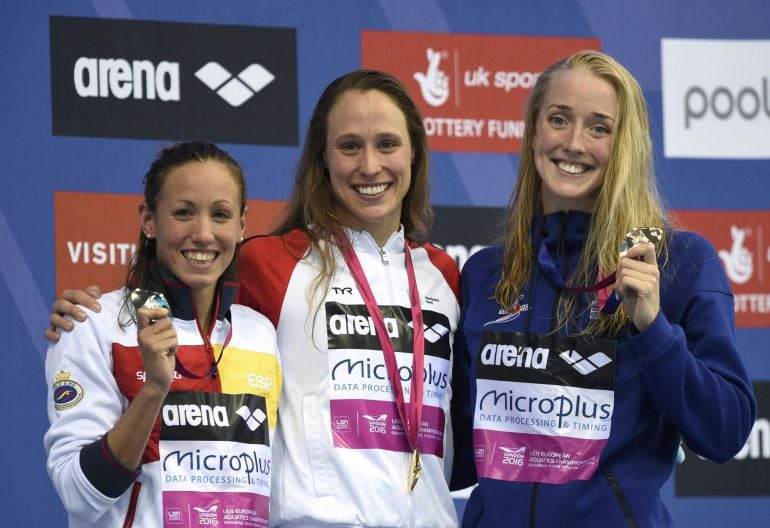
160;392;271;528
473;332;616;484
326;302;451;456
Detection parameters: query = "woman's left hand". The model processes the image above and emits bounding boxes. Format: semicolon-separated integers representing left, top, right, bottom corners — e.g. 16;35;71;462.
615;242;660;332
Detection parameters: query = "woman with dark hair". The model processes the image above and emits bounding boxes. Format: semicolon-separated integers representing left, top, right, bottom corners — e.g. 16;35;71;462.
47;71;465;527
454;50;755;527
45;142;281;527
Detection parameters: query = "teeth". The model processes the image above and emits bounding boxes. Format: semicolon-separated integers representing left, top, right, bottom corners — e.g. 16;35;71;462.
355;183;389;196
184;251;216;263
558;161;587;174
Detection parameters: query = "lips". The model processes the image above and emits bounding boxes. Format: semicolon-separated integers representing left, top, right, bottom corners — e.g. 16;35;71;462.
556;160;590;174
354;182;391;196
182;250;218;264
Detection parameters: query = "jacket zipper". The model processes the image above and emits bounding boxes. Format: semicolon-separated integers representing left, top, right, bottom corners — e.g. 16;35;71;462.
529;213;570;527
605;471;638;528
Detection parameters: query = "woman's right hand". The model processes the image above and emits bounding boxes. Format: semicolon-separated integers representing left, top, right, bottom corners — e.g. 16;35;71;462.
45;285;102;342
136;307;177;391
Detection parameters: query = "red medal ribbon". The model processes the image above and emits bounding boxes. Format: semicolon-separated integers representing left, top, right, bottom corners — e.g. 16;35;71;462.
336;233;424;453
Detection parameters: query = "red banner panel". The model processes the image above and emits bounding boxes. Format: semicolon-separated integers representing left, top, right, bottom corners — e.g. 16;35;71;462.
362;31;600;153
54;192;287;294
672;210;770;328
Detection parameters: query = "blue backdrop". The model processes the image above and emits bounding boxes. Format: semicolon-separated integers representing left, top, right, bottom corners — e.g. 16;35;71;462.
1;1;768;526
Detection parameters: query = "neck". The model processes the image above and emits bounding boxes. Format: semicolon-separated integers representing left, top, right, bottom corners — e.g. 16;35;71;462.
192;287;215;334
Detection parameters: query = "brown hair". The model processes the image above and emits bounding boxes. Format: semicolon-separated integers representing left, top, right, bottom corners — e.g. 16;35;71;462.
273;69;431;303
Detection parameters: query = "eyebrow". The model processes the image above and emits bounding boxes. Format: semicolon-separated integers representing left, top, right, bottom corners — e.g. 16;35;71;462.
548;103;616;123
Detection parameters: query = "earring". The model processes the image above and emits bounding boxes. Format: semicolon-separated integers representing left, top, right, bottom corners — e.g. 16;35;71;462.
238;236;244;243
145;232;153;239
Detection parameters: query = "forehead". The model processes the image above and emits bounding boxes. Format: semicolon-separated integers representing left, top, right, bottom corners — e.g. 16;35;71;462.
542;68;618;117
159;160;240;200
326;89;408;136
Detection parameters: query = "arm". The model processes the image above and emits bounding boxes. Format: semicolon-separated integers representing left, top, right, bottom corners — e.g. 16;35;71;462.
105;306;176;469
623;234;756;461
44;297;176;523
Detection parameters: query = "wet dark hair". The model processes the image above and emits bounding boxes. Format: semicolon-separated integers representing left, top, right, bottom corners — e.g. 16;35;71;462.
122;141;246;321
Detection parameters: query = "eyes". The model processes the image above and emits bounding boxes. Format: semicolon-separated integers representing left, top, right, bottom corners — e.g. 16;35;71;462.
171;206;235;221
335;136;403;154
546;113;613;137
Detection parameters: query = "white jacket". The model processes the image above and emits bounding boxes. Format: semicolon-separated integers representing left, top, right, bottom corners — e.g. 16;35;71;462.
45;287;281;527
238;227;461;527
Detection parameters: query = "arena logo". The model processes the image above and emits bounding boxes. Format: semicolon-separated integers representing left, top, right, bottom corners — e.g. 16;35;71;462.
50;16;297;145
662;38;770;159
73;57;180;101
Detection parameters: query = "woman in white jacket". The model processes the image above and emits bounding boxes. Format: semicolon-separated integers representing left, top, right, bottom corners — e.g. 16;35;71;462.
44;142;281;527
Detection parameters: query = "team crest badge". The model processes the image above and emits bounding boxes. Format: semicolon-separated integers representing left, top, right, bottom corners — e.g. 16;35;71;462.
52;370;84;411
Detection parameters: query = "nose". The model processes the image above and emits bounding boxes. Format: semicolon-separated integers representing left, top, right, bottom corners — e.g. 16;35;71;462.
191;216;215;244
359;147;382;176
563;126;586;154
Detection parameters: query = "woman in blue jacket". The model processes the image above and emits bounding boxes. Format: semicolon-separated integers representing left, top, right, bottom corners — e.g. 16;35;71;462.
455;50;755;527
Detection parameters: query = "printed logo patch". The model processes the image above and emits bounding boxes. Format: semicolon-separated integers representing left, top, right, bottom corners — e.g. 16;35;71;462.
52;370;84;410
235;406;267;431
559;350;613;375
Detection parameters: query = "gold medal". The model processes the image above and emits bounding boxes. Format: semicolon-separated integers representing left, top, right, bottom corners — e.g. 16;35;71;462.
409;448;421;491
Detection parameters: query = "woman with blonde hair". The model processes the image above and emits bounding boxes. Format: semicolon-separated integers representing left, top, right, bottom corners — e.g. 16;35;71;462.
455;50;755;527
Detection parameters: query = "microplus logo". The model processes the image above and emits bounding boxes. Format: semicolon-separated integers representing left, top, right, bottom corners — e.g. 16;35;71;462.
50;16;298;145
661;38;770;159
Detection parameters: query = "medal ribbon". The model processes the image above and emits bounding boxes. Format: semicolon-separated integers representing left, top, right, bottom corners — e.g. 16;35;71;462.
537;240;620;314
337;234;425;454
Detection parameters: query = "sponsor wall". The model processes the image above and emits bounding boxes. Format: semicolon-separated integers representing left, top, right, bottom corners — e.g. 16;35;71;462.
1;1;768;525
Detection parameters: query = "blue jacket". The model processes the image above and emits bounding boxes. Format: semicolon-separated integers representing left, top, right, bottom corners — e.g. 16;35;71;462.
454;211;755;527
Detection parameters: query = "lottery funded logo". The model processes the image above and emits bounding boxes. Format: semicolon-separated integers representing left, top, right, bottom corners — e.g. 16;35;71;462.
672;210;770;327
362;31;599;153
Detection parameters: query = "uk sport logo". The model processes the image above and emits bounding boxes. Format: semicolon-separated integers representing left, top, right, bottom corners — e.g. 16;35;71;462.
195;62;275;107
235;405;267;431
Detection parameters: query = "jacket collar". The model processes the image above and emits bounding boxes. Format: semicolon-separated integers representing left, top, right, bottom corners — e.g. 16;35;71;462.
147;259;237;322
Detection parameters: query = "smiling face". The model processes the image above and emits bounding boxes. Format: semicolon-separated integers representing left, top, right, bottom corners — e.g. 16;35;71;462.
533;68;618;214
140;160;245;307
324;89;413;245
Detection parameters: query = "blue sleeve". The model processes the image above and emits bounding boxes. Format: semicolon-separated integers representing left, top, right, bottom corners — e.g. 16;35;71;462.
629;232;756;462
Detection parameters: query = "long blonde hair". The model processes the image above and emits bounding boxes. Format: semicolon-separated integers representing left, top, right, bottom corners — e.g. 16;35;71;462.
495;50;668;336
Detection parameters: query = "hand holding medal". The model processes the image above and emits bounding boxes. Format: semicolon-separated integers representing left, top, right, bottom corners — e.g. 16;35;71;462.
614;227;663;331
131;289;178;390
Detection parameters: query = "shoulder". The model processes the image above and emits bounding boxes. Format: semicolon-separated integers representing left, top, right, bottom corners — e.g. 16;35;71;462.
410;240;459;270
239;230;311;267
409;239;460;293
664;230;729;293
460;245;503;294
462;245;503;276
230;304;277;336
